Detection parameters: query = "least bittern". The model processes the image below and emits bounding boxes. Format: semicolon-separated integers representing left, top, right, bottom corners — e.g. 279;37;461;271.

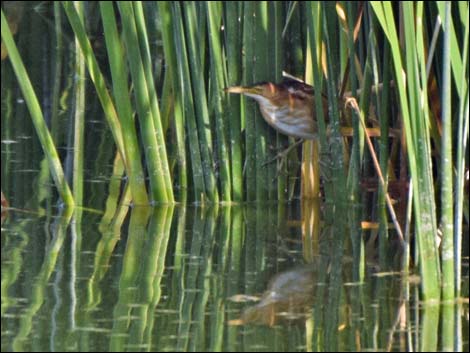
226;79;397;141
225;79;327;169
225;79;326;140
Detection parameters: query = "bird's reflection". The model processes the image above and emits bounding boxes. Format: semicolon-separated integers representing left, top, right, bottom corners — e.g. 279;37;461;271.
229;266;317;327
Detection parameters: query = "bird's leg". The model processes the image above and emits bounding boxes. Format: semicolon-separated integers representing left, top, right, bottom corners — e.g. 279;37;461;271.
262;138;304;175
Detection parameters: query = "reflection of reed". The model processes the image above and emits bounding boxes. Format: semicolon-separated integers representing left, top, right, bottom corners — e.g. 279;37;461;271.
11;209;72;351
109;206;174;351
300;198;321;262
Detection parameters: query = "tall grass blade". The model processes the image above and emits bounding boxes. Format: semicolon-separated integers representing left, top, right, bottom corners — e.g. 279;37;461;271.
72;2;85;208
157;2;188;202
1;10;74;207
439;1;454;302
133;2;174;202
117;1;172;203
243;1;257;201
370;1;441;301
64;1;150;205
183;2;219;202
207;2;232;202
453;1;469;300
224;2;244;202
171;2;210;202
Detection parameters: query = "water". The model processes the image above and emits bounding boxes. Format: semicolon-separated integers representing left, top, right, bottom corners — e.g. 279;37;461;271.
2;200;468;351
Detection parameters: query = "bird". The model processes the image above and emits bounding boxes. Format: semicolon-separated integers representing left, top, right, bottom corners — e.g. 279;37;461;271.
225;79;327;140
225;79;397;142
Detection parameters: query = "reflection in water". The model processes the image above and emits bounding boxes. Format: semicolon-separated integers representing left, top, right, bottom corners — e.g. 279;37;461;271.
231;266;317;327
2;202;467;352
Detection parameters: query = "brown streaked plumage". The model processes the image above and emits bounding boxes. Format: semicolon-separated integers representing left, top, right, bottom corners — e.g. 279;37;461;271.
225;79;327;140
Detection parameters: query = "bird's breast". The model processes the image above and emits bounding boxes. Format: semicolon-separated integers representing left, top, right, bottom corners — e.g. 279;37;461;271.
260;104;316;139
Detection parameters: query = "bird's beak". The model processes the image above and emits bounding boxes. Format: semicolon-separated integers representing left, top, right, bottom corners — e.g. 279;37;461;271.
224;85;262;96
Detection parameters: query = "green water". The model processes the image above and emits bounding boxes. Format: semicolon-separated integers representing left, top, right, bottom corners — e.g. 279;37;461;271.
2;200;469;351
0;205;421;351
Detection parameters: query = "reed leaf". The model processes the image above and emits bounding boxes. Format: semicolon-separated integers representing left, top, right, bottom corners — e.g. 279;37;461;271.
453;3;469;299
157;2;188;202
170;2;210;202
439;1;454;302
207;2;232;202
223;2;244;202
117;1;172;203
72;2;85;207
183;1;219;202
371;2;440;301
133;2;174;202
64;1;150;206
242;1;257;201
1;10;74;207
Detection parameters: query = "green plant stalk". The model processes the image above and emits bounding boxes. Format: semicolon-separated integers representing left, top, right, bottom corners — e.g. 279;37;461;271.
355;29;374;279
306;2;336;202
196;2;208;71
437;2;467;100
371;2;440;301
183;2;219;202
439;2;454;302
73;1;85;208
157;2;188;202
51;2;64;144
265;2;281;201
133;2;174;202
454;3;469;298
62;2;125;162
357;36;373;162
159;71;172;133
270;2;286;202
171;2;209;202
117;1;171;203
323;10;348;203
63;2;150;206
224;2;244;202
285;4;303;201
1;10;74;207
243;1;257;201
344;4;365;284
377;42;391;264
346;2;361;203
254;2;270;201
413;2;441;297
99;2;151;205
207;2;232;202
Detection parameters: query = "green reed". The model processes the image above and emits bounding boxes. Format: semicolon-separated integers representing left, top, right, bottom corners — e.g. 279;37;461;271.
1;10;74;207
